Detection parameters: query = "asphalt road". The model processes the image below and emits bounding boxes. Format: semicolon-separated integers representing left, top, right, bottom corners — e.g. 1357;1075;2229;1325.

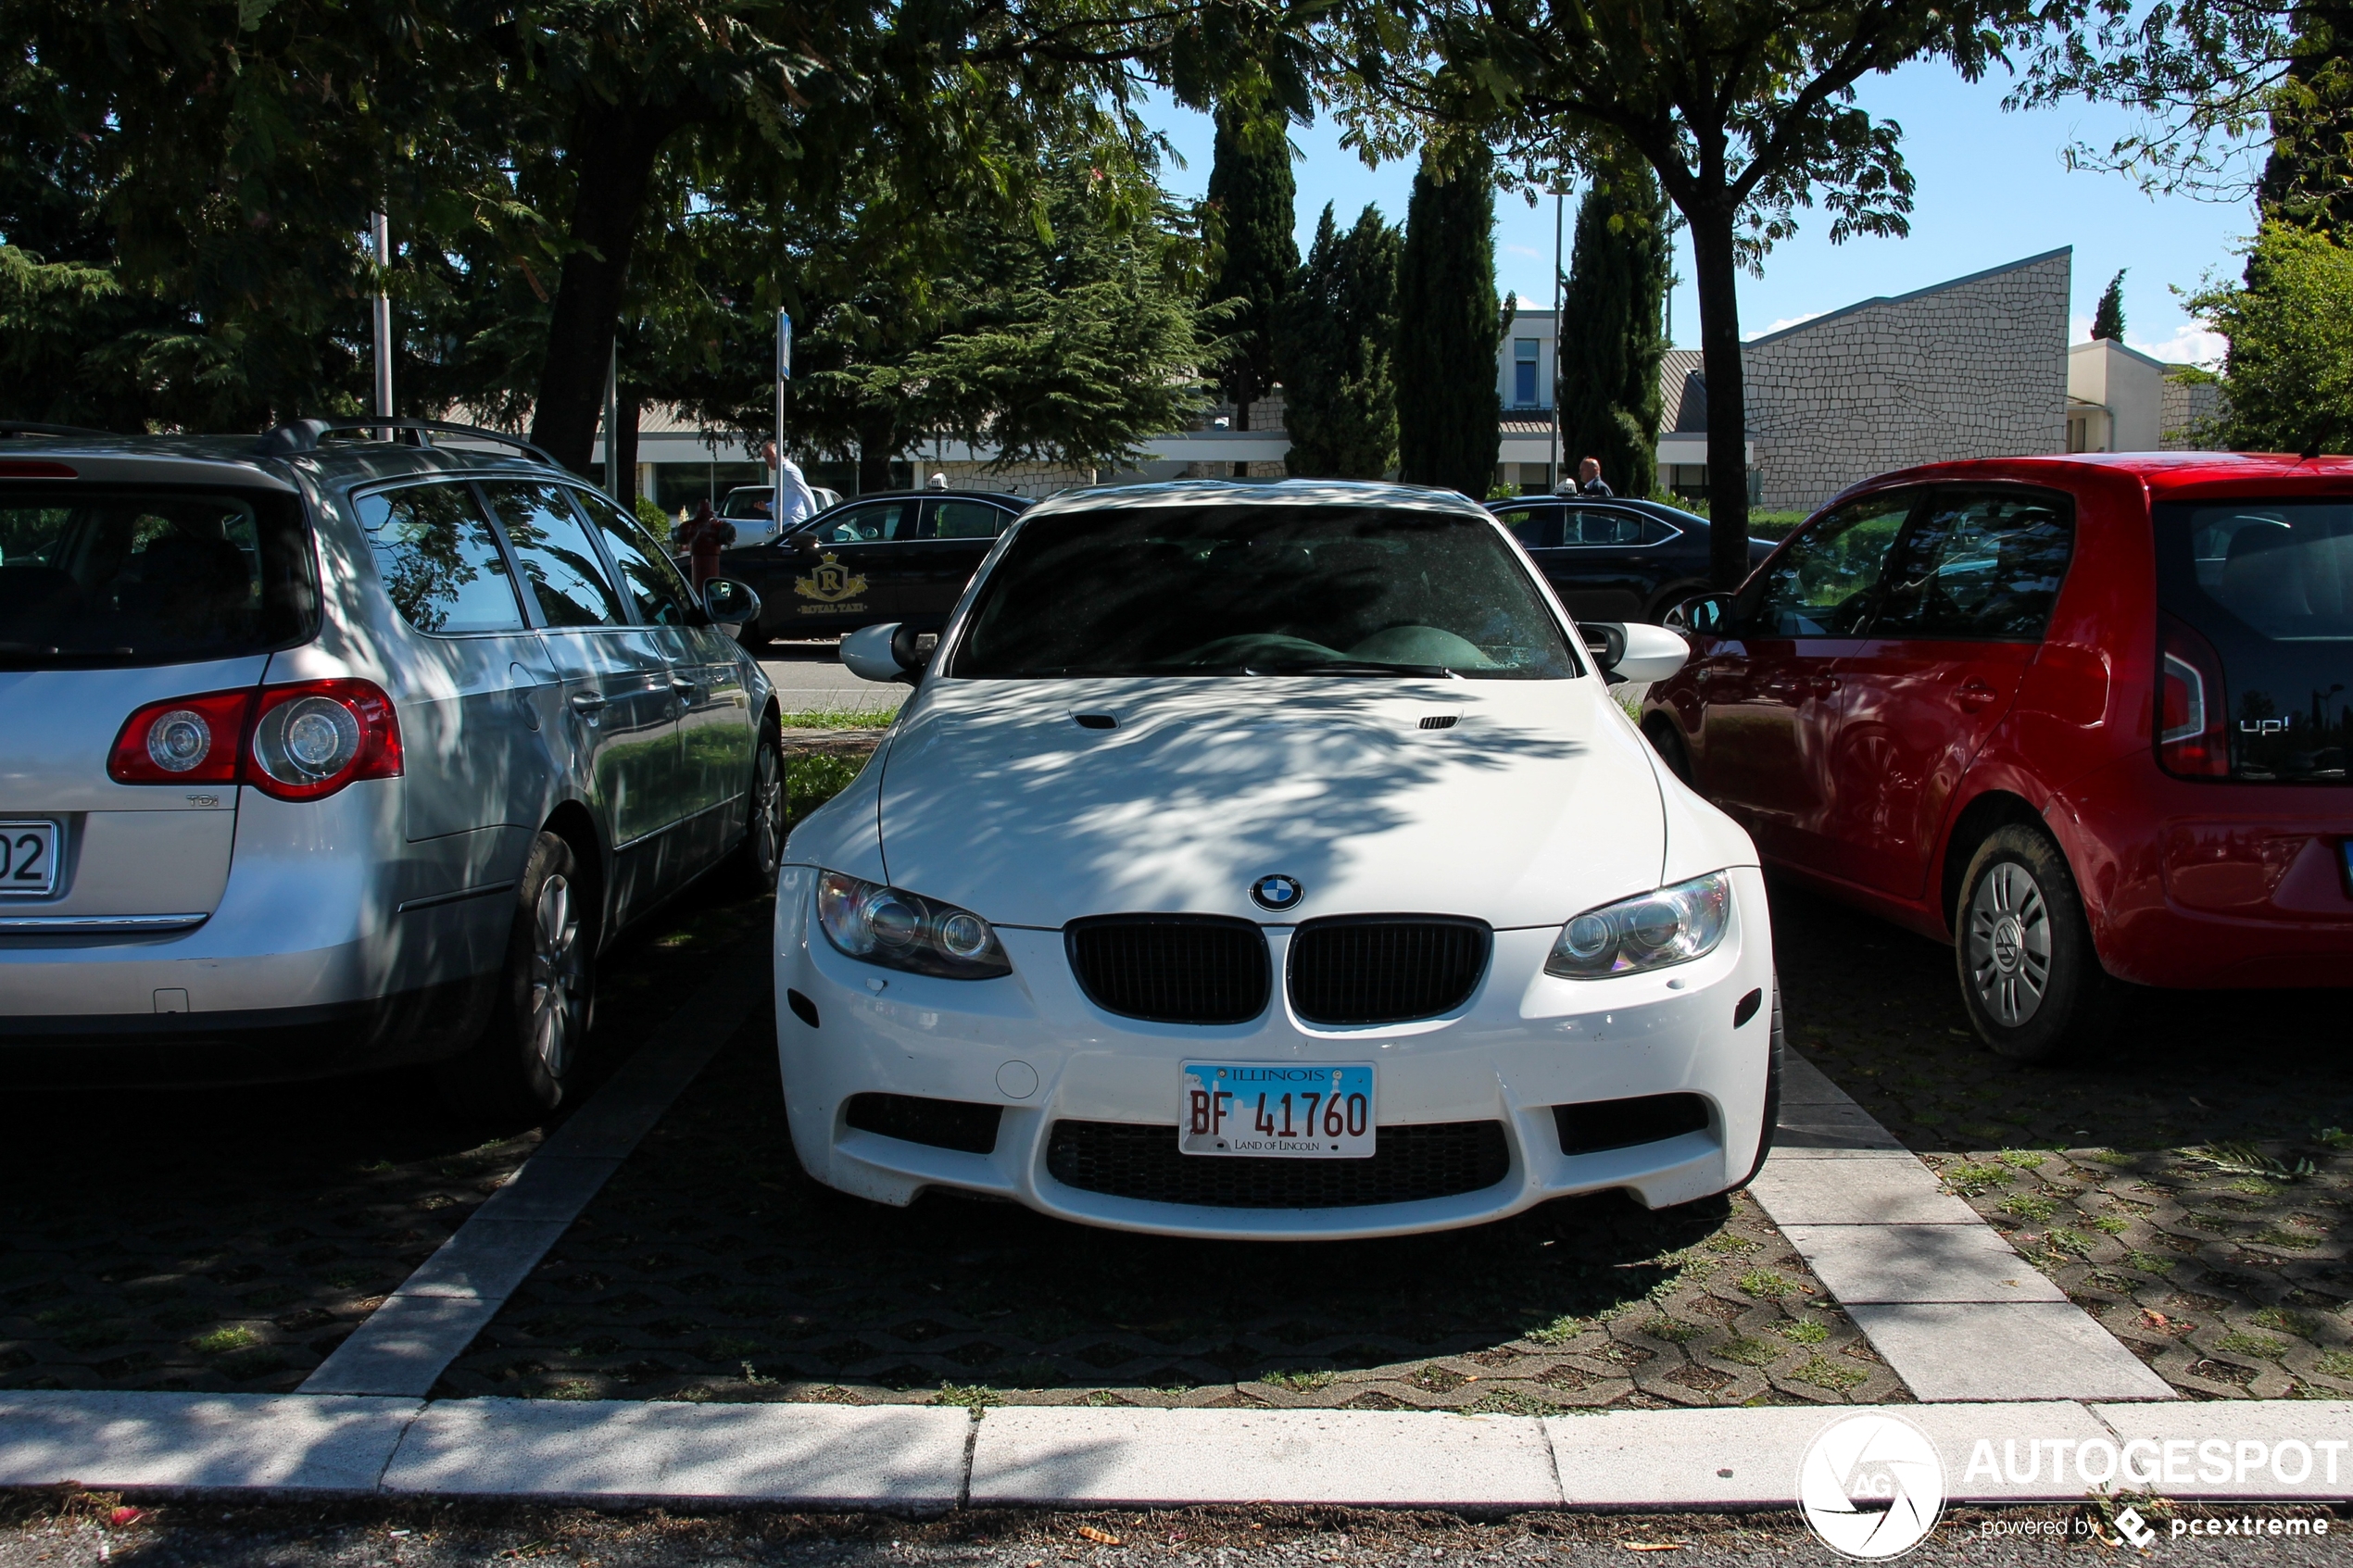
6;1496;2346;1568
759;639;899;714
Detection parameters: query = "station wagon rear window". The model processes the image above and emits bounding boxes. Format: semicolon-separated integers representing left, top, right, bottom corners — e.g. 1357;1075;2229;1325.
0;484;315;667
951;506;1582;679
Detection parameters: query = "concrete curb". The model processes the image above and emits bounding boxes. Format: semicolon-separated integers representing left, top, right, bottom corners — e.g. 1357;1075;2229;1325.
4;1390;2347;1509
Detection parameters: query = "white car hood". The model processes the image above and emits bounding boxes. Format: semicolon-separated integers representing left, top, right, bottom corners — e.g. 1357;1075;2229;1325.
874;676;1667;929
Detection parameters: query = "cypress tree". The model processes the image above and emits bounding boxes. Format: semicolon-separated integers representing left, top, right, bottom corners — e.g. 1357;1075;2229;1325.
2091;270;2127;341
1394;145;1503;496
1555;164;1670;498
1204;100;1298;442
1278;202;1402;478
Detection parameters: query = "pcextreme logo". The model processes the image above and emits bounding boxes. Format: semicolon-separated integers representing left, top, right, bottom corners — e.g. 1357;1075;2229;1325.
1798;1413;1946;1560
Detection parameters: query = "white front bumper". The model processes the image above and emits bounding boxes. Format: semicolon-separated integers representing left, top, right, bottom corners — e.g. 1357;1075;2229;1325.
771;864;1776;1241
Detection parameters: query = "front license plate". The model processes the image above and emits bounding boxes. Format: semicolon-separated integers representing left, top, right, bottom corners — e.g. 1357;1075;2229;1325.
1180;1062;1375;1159
0;820;60;897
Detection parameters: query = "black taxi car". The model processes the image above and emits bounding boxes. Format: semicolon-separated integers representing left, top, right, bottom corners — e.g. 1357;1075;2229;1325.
716;488;1034;644
1489;495;1778;623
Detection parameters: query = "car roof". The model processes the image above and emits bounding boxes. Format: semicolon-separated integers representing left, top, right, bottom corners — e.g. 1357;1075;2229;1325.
1022;478;1491;521
816;488;1033;507
1832;451;2353;505
1489;494;1711;526
0;427;575;493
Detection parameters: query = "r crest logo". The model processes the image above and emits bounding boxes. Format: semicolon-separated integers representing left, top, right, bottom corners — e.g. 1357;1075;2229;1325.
794;552;869;604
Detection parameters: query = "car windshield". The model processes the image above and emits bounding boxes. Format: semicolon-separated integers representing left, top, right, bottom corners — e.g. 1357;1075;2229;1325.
950;504;1581;679
2156;497;2353;782
0;484;315;668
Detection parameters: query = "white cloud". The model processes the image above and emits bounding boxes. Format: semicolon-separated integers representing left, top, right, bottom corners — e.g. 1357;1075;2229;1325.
2128;324;2228;368
1503;244;1541;259
1744;311;1825;341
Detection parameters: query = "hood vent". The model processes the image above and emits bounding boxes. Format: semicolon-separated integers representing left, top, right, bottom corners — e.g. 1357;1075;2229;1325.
1073;712;1118;730
1066;914;1270;1024
1418;714;1458;730
1288;916;1491;1025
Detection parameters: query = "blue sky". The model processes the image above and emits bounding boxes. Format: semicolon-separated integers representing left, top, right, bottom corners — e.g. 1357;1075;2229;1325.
1142;59;2257;365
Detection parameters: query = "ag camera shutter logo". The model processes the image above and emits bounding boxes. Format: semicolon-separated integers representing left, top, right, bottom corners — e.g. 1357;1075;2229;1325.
1798;1413;1946;1559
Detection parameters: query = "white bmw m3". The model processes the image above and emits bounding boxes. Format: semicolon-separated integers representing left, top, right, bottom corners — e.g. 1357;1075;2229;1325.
774;481;1780;1239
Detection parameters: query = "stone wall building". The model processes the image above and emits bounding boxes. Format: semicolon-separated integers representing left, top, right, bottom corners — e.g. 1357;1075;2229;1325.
1736;248;2072;512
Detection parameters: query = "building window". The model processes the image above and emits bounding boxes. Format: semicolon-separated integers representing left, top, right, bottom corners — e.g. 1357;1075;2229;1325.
1514;338;1540;408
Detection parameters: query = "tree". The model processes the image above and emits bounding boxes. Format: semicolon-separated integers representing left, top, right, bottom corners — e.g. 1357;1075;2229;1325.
1330;0;2057;584
1394;144;1503;496
1205;98;1300;441
1556;164;1670;499
1278;203;1403;477
2091;269;2129;339
2186;221;2353;453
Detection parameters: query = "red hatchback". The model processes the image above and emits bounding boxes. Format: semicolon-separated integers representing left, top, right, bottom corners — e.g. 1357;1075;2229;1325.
1642;453;2353;1060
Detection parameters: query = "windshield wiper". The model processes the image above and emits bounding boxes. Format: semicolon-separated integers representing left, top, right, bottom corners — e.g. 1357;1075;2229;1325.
1242;660;1458;678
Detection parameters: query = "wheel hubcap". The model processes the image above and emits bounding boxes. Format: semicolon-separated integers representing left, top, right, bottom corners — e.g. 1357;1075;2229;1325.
752;746;784;873
1966;861;2051;1027
528;872;583;1079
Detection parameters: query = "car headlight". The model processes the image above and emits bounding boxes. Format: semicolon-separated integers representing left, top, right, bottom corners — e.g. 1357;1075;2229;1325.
815;870;1012;980
1546;872;1731;978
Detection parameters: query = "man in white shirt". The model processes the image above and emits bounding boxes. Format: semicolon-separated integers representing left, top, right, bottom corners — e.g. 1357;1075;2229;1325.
763;442;820;527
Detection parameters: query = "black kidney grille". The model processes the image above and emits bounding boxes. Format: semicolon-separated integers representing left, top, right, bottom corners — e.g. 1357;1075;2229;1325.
1287;918;1492;1025
1046;1120;1510;1208
1065;916;1271;1024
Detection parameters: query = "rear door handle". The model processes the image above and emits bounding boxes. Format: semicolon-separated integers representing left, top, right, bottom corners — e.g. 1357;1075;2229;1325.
671;675;697;693
568;691;608;713
1956;678;1999;709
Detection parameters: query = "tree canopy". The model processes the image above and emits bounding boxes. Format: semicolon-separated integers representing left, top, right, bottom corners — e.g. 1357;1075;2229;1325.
1278;202;1403;478
1327;0;2066;580
1204;98;1300;434
2091;268;2128;338
1394;144;1503;496
2187;221;2353;453
1557;164;1669;499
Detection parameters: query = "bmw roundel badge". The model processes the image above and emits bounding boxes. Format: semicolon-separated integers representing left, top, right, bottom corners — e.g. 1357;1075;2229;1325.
1250;874;1304;913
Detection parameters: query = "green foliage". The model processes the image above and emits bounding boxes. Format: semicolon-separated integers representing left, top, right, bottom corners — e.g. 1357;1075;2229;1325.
1557;162;1670;499
2188;222;2353;455
1205;99;1299;425
785;752;865;825
1278;203;1403;478
635;495;674;533
1394;144;1502;497
2091;269;2128;340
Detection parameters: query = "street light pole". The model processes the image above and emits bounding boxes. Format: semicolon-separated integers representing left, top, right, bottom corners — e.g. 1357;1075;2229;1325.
371;213;393;436
774;310;791;503
1545;189;1565;492
602;343;620;497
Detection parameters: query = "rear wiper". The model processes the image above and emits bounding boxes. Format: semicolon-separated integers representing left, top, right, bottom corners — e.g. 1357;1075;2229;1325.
1244;660;1458;678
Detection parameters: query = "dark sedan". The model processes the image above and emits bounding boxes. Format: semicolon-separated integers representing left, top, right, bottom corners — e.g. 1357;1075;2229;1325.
1487;495;1778;623
714;488;1034;644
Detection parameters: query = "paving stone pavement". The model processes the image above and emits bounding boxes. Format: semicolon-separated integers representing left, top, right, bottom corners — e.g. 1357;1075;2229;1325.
1772;874;2353;1399
433;1000;1909;1411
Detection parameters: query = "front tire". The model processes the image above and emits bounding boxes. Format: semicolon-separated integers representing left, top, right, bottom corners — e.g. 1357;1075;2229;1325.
1955;824;2118;1063
1642;714;1695;785
434;831;595;1119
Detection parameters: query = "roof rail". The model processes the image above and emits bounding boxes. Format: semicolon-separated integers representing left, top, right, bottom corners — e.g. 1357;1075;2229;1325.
1;420;121;440
255;417;563;470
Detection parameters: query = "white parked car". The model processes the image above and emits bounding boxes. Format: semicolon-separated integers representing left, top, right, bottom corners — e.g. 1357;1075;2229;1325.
774;481;1779;1239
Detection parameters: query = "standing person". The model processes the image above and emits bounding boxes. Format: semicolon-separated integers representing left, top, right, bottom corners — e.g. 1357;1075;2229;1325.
763;441;820;529
673;498;736;589
1557;456;1614;497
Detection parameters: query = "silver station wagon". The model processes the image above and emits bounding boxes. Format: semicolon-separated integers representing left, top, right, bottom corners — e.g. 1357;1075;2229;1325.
0;419;785;1112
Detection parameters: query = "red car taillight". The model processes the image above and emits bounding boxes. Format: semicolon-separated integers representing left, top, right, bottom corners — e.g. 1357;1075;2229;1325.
2157;616;2229;779
108;680;402;799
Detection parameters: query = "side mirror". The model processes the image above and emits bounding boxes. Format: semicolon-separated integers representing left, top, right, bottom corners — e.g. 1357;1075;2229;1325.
842;621;920;684
1592;621;1691;684
785;530;820;556
701;577;760;635
1662;592;1732;635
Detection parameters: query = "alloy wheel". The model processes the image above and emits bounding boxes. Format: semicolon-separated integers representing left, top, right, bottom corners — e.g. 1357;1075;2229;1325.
1966;860;2051;1027
528;872;584;1080
751;743;785;874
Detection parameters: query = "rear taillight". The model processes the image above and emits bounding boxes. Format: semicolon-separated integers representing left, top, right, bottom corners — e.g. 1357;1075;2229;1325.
109;689;252;784
2158;616;2229;778
108;679;401;799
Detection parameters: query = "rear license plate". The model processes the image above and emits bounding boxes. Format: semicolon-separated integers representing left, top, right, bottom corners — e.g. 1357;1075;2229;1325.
0;820;60;897
1180;1062;1375;1158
